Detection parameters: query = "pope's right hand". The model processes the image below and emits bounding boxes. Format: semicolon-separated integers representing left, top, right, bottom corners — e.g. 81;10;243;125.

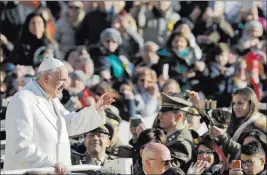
54;162;68;174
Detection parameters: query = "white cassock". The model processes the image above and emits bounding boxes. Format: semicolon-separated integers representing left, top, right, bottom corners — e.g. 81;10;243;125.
4;78;106;170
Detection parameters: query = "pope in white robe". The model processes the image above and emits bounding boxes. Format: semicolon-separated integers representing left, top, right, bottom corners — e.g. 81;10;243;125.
4;58;115;171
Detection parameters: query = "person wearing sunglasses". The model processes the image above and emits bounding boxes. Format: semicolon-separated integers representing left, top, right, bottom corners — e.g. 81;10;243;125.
158;92;195;171
187;135;227;175
54;1;85;55
132;128;166;175
230;141;266;175
142;143;172;175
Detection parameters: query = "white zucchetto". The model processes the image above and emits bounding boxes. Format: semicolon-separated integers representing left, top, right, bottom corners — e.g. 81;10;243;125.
37;58;65;73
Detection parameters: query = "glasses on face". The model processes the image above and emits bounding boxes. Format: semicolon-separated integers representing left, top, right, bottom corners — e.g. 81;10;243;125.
197;150;214;156
68;6;81;10
241;158;264;168
148;158;172;167
241;159;254;168
86;132;109;139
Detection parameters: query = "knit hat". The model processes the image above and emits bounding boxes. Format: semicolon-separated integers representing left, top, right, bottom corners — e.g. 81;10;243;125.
100;28;122;45
244;20;263;37
70;70;87;84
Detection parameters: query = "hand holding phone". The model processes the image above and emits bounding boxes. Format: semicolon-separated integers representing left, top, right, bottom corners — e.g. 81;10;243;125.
229;160;243;175
130;118;142;128
231;160;241;169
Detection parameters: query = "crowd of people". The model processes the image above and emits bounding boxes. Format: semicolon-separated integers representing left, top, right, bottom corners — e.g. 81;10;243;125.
0;1;267;175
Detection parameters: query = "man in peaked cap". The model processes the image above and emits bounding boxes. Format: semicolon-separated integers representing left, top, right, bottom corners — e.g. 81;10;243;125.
105;105;133;158
158;92;195;171
79;125;116;166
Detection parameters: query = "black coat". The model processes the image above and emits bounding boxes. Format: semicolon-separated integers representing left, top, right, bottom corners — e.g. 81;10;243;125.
76;10;113;46
9;12;59;66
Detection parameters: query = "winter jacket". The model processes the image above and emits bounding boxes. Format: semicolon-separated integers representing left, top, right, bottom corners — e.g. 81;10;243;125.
54;14;85;54
217;112;266;164
137;6;180;47
9;13;60;66
76;10;114;46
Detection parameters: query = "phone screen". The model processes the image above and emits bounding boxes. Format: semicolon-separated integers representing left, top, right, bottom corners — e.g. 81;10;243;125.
130;118;142;128
232;160;241;169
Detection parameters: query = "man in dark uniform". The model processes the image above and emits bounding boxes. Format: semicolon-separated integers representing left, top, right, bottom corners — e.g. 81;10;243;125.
72;125;116;166
158;92;196;171
105;105;133;158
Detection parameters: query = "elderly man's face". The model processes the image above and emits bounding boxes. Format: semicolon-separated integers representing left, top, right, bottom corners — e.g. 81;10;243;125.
46;67;68;97
142;150;172;174
85;132;110;155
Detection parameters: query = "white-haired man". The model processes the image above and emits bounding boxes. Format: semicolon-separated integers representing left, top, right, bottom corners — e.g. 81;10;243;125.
4;58;115;174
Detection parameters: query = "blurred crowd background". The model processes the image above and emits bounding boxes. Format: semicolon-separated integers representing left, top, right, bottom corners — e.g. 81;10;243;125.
0;1;267;175
1;1;267;111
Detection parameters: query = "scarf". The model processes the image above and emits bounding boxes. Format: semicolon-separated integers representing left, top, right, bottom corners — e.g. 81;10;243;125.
227;112;262;163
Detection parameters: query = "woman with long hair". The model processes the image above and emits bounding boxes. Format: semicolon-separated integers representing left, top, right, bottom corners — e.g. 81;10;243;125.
209;87;266;164
9;12;60;66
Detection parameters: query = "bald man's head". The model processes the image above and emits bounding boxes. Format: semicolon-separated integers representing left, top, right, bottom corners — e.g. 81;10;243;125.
142;143;172;174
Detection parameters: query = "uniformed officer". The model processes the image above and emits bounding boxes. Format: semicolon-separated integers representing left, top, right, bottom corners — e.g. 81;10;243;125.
105;105;133;158
72;125;116;166
158;92;196;171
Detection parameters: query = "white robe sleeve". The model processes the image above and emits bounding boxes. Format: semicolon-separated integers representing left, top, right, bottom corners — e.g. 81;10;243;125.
5;93;56;168
58;100;106;136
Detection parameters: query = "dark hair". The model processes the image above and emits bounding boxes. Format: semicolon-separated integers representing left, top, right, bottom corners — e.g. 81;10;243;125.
137;128;166;148
211;108;231;125
197;135;227;173
173;17;194;31
205;42;229;63
64;45;88;61
239;128;267;151
64;47;78;61
242;141;264;155
162;167;185;175
20;12;54;44
213;43;229;56
166;31;189;49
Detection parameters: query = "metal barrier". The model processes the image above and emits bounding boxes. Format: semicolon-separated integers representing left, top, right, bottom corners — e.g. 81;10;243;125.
1;165;109;174
0;158;133;174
